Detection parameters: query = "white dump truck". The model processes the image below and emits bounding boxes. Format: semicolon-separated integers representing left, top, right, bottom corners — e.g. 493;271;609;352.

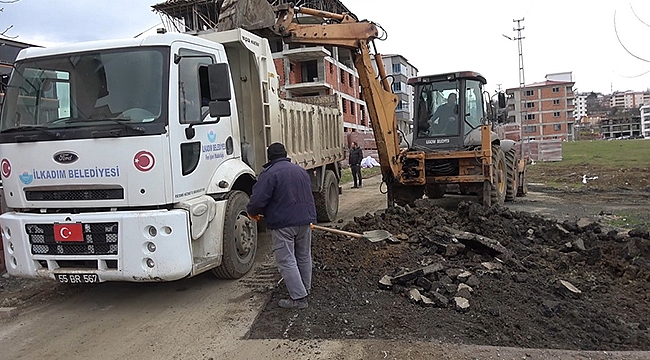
0;28;344;282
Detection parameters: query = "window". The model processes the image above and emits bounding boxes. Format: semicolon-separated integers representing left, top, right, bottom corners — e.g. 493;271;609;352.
524;125;536;133
464;80;484;134
553;99;560;105
552;87;560;93
415;79;460;137
392;63;401;74
342;99;347;113
179;50;214;124
553;112;560;117
554;124;562;131
526;114;535;120
349;73;354;87
396;100;403;110
566;86;573;93
340;69;346;85
350;101;355;115
526;102;534;108
360;105;366;126
525;90;534;97
329;62;333;73
392;81;402;92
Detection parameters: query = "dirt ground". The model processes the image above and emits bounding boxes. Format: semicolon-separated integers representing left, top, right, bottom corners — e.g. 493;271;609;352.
248;166;650;352
2;168;650;359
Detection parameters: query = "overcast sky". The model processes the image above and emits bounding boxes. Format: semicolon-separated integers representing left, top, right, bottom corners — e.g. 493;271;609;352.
4;0;650;94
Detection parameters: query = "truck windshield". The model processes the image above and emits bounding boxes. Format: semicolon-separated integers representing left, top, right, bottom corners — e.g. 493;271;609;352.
0;47;169;141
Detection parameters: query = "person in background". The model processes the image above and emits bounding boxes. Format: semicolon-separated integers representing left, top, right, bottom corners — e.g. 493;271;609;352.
247;142;316;309
349;141;363;188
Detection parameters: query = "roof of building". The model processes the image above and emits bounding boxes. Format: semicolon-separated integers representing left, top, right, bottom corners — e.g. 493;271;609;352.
506;79;575;92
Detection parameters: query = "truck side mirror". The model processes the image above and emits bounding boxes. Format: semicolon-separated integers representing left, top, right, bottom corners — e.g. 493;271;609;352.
207;63;232;101
498;93;506;109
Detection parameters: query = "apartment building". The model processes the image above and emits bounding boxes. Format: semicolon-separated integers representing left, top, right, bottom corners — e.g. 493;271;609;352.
574;93;588;123
610;91;650;108
375;54;418;136
506;72;576;141
641;104;650;138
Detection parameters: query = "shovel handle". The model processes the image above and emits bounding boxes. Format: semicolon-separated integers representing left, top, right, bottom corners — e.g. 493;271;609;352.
310;223;363;239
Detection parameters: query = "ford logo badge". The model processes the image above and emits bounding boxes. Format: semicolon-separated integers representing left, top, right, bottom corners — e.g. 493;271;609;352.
53;151;79;164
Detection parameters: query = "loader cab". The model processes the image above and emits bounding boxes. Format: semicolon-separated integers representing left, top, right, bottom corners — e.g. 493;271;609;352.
409;71;487;151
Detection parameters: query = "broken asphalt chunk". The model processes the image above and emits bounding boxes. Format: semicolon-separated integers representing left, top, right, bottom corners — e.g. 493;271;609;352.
443;226;511;257
454;297;470;312
392;264;444;285
378;275;393;290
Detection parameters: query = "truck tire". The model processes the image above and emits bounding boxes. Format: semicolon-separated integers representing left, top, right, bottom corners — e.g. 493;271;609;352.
477;145;506;206
505;148;518;202
314;170;339;222
212;191;257;279
424;183;446;199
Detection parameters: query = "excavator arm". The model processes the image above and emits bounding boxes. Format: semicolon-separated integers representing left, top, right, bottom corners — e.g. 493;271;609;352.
272;4;401;183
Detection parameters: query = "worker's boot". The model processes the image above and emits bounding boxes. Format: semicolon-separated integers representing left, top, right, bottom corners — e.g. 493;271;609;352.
278;297;308;309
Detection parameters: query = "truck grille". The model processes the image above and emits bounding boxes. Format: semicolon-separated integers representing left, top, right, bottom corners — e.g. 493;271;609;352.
26;222;119;255
25;188;124;201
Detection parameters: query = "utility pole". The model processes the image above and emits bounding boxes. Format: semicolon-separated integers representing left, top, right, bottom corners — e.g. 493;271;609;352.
504;18;529;158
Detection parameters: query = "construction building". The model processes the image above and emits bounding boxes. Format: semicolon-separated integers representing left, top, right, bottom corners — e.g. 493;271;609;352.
506;72;576;141
600;111;642;139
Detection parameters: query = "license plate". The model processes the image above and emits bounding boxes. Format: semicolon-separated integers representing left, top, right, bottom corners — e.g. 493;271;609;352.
55;273;100;284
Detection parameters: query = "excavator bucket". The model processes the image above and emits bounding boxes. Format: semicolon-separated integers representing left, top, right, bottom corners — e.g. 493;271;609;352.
152;0;277;34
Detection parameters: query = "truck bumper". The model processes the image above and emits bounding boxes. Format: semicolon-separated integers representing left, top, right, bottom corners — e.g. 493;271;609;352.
1;209;192;282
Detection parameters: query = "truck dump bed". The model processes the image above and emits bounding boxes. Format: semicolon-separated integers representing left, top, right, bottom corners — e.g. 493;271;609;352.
199;29;344;174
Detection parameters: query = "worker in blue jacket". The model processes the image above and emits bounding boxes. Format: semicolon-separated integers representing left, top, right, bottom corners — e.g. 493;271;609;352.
247;142;316;309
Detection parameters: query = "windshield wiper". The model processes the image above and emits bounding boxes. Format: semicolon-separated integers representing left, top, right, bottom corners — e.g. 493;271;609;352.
53;118;146;135
1;125;63;141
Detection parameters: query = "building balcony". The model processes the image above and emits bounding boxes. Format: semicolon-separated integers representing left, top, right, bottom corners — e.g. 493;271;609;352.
282;46;331;62
285;79;333;96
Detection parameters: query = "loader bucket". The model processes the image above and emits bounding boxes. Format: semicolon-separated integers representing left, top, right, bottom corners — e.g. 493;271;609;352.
217;0;276;32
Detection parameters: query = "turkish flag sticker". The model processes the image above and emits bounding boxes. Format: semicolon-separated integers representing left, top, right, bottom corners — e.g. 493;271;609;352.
53;223;84;242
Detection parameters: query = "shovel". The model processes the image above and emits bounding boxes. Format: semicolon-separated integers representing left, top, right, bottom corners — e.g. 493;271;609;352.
310;223;393;243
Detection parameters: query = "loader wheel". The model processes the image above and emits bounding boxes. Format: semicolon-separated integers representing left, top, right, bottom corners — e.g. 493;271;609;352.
505;148;518;202
314;170;339;222
477;145;507;206
424;183;446;199
212;191;257;279
391;184;424;207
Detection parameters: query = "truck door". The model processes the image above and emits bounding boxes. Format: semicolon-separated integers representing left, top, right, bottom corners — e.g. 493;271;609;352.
169;45;233;201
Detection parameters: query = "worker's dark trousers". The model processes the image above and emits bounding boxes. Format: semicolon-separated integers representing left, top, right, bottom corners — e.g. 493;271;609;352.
270;225;312;300
351;164;362;187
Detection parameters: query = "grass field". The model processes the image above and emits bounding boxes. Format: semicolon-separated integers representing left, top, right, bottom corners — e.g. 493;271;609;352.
548;139;650;167
527;139;650;190
340;166;382;184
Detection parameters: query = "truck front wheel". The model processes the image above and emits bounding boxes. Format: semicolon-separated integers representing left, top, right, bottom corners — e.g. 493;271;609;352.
212;190;257;279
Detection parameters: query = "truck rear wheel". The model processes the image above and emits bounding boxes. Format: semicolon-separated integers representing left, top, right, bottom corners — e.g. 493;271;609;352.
314;169;339;222
212;191;257;279
424;183;446;199
477;145;506;206
505;148;518;202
